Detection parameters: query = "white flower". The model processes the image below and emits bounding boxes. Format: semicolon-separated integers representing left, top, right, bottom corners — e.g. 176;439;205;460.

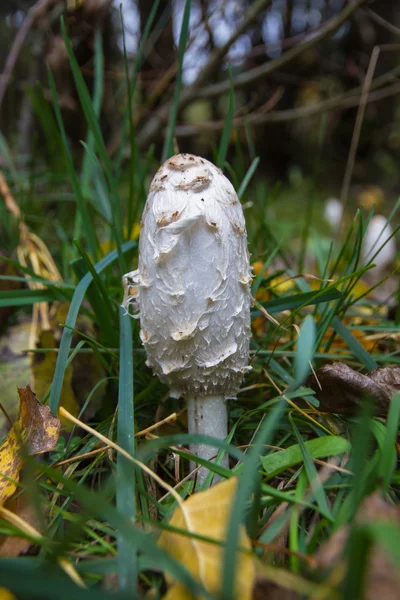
123;153;252;399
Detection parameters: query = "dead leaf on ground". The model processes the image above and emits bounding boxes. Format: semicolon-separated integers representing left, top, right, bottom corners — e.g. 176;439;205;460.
157;477;256;600
307;362;400;416
252;577;299;600
0;386;60;505
0;588;17;600
316;492;400;600
0;491;41;557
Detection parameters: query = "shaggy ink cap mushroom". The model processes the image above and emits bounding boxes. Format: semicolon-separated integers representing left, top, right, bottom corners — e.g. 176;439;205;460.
123;153;252;482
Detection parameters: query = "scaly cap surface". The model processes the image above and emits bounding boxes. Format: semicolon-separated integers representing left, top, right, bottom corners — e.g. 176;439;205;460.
123;153;252;398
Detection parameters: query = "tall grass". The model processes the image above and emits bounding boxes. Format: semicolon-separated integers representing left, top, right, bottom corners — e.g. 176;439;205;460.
0;5;399;599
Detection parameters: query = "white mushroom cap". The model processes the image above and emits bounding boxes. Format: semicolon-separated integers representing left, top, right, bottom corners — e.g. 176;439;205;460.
362;214;396;270
123;153;252;399
323;197;343;232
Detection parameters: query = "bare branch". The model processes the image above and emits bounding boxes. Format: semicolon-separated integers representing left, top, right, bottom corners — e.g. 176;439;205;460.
363;7;400;38
189;0;273;90
340;46;381;211
0;0;58;110
173;80;400;137
197;0;368;100
137;0;273;149
137;0;368;149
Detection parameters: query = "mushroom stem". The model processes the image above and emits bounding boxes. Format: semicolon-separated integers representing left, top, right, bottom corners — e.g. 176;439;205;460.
187;394;229;485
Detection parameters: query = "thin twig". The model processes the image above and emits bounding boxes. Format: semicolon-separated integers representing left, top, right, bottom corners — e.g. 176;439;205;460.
339;45;381;212
137;0;274;148
363;7;400;38
59;407;183;505
174;78;400;136
0;0;57;109
196;0;367;100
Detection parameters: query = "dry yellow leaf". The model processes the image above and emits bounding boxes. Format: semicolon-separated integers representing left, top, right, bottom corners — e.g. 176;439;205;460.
0;386;60;505
0;588;17;600
158;477;256;600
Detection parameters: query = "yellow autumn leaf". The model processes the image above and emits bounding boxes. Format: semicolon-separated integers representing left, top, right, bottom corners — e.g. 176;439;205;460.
0;588;17;600
158;477;256;600
0;386;60;505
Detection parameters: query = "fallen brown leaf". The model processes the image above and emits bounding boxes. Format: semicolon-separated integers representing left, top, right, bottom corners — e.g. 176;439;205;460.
0;491;41;557
252;578;299;600
0;386;60;505
307;362;400;416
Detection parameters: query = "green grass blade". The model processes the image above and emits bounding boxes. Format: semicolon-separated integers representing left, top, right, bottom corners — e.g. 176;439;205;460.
25;85;63;172
332;316;378;370
378;392;400;492
343;525;371;600
115;0;160;180
76;30;104;239
237;157;260;199
0;561;128;600
368;522;400;566
251;244;282;296
0;288;67;307
47;67;98;261
290;416;332;521
117;306;136;593
261;287;342;314
217;67;235;169
221;400;285;599
71;250;118;348
60;20;113;188
49;241;136;414
337;402;375;527
291;315;315;390
74;239;117;325
162;0;192;161
42;465;215;600
261;435;350;479
289;469;307;573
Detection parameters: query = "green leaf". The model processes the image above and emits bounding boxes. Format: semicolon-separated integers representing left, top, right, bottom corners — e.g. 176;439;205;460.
261;435;351;479
291;315;316;390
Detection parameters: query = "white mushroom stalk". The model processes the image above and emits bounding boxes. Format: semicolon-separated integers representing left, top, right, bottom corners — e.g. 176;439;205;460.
123;153;252;484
